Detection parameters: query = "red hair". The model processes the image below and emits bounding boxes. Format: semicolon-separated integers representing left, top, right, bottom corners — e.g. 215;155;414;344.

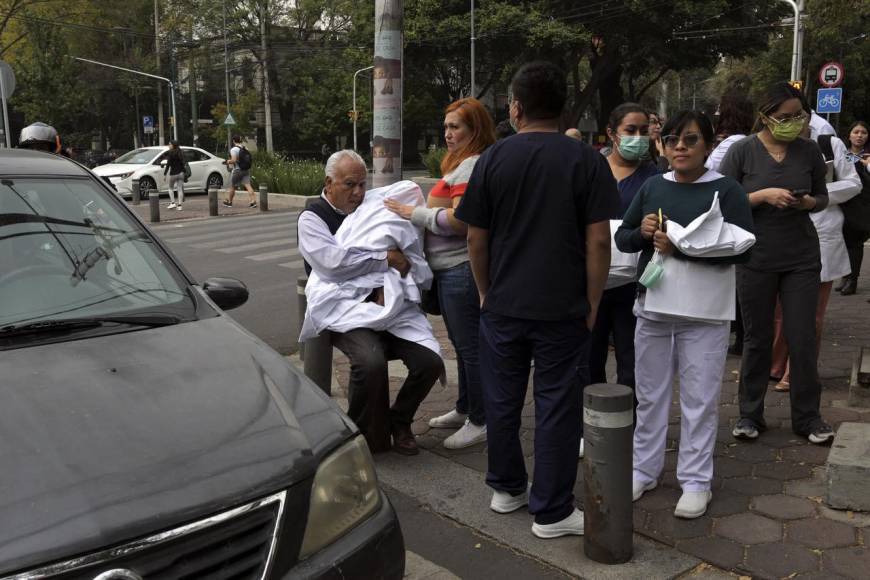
440;98;496;176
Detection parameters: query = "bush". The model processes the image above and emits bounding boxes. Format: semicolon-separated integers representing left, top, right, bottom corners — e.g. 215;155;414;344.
421;147;447;178
250;151;324;196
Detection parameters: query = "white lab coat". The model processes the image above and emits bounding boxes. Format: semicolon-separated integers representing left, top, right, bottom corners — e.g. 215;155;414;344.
300;180;440;354
812;136;862;282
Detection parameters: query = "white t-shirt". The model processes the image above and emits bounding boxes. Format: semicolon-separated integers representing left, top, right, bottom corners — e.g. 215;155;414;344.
230;146;241;169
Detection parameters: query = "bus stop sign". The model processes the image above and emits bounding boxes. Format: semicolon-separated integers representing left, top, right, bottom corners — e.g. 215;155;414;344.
819;62;844;88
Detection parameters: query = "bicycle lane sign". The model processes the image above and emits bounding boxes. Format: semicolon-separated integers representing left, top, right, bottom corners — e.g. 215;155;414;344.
817;88;842;114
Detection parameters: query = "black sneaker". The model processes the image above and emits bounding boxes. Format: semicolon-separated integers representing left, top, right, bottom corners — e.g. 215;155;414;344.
222;200;233;207
732;418;759;440
808;422;835;445
249;202;257;208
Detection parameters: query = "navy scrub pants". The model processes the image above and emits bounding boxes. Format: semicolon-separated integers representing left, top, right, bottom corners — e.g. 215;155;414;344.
480;310;590;525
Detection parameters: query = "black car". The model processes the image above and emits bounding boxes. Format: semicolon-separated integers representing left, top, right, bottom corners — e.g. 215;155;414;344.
0;150;404;579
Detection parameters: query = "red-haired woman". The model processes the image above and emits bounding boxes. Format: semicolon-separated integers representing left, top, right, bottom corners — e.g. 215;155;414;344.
386;97;496;449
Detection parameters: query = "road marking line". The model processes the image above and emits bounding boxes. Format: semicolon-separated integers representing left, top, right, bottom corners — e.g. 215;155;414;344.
277;260;305;269
151;210;299;231
247;248;300;261
191;227;296;249
217;238;296;254
163;222;291;243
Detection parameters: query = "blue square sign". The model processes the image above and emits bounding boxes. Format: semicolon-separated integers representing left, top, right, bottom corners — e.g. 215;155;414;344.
817;88;842;114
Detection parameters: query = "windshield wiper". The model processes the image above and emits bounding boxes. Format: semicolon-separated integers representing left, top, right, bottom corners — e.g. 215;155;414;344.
0;314;183;337
0;213;125;233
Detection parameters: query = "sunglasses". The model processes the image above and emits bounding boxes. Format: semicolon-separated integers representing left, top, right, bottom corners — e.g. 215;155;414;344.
766;112;808;124
662;133;702;149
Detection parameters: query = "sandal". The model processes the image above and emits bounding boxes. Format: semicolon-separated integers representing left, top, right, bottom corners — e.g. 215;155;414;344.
774;380;790;392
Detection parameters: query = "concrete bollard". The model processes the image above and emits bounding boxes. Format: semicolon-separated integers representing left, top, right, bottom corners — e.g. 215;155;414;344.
149;193;160;223
296;275;333;395
131;178;140;205
208;188;219;216
583;383;634;564
259;185;269;212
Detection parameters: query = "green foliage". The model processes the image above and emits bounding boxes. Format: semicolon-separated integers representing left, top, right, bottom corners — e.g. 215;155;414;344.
206;89;261;151
250;150;324;196
421;147;446;178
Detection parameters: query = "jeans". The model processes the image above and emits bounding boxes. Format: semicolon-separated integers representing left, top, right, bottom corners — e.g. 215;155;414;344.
167;173;184;204
435;262;484;425
480;311;590;525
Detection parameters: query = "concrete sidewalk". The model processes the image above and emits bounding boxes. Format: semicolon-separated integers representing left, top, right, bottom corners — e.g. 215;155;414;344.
126;192;306;224
312;261;870;579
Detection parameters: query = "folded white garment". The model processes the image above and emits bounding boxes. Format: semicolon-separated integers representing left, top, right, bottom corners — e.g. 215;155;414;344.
665;192;755;258
300;180;440;354
607;219;639;289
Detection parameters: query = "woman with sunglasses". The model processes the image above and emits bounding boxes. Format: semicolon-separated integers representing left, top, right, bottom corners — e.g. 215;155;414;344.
616;111;753;518
719;82;834;445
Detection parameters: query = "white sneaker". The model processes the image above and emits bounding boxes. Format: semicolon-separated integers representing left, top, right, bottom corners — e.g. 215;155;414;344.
166;203;177;209
176;205;182;211
428;409;467;429
490;484;530;514
578;437;584;459
632;479;657;502
443;419;487;449
531;508;585;539
674;491;712;519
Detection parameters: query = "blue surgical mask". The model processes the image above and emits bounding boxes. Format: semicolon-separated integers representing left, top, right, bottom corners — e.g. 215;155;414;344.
617;135;650;161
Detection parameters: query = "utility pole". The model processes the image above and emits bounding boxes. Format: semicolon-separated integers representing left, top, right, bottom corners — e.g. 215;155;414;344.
260;0;274;152
353;66;374;152
780;0;805;83
470;0;475;98
223;0;232;153
154;0;164;145
373;0;403;187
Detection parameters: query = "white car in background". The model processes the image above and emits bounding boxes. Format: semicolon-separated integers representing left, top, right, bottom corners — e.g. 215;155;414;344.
92;146;229;197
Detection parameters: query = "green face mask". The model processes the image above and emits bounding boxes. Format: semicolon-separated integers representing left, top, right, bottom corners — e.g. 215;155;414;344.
767;116;805;142
617;135;650;161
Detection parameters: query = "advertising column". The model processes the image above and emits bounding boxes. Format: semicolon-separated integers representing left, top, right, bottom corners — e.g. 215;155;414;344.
373;0;402;188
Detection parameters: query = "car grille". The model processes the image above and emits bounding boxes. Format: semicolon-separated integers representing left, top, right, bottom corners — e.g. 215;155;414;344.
7;491;286;580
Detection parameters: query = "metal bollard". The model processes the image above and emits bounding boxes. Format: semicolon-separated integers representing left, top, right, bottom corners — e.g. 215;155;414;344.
131;178;140;205
259;185;269;212
583;383;634;564
149;193;160;223
208;188;219;216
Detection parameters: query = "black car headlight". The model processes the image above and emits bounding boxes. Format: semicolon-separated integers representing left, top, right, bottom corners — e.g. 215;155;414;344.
298;435;381;559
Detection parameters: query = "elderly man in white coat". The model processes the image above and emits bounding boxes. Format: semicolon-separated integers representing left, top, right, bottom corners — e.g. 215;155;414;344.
297;150;443;455
770;128;862;391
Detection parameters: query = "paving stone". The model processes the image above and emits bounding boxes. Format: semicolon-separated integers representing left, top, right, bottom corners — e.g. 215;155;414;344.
756;428;806;449
632;506;648;531
784;477;827;500
782;445;832;465
724;443;779;463
818;505;870;527
822;407;861;427
795;572;852;580
705;490;750;517
787;517;858;548
751;495;818;520
743;541;819;578
636;486;682;511
448;451;488;473
715;512;783;544
678;536;745;571
826;422;870;511
753;460;814;481
677;537;743;570
766;405;794;420
719;404;740;419
663;451;678;472
723;476;783;496
412;421;431;436
660;470;680;489
822;546;870;579
642;508;713;544
715;456;753;479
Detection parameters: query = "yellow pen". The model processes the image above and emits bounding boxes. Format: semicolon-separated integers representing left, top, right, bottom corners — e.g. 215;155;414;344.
658;208;663;230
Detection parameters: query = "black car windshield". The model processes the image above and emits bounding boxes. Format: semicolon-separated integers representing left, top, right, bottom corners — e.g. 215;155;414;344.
0;177;195;330
112;148;158;164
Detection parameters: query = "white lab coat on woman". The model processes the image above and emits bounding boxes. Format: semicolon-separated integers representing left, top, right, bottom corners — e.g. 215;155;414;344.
812;136;862;282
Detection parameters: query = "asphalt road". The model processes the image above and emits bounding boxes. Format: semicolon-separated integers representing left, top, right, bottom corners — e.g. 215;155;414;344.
151;209;563;579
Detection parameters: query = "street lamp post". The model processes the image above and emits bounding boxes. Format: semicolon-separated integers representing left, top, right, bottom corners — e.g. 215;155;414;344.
74;57;179;142
223;0;232;153
470;0;476;98
780;0;805;82
353;66;374;152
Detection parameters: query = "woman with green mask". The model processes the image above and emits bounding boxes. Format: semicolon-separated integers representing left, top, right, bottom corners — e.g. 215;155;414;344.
719;82;834;446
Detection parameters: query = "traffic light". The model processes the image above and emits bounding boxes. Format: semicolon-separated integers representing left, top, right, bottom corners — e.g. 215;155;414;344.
789;80;803;91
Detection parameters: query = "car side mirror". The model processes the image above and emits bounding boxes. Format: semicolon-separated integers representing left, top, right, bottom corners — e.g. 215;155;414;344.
156;159;167;166
203;277;249;311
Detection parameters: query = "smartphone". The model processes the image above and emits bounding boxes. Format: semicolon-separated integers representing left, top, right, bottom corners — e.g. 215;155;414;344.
792;188;810;198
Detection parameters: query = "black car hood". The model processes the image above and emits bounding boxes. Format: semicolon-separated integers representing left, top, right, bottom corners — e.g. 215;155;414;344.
0;317;353;576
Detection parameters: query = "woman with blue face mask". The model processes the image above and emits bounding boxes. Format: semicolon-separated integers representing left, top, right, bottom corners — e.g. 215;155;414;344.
719;82;834;446
579;103;660;458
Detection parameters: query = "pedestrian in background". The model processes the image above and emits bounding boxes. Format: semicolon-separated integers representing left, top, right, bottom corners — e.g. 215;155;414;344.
720;82;834;445
648;112;669;171
385;97;496;449
769;114;862;392
456;61;618;539
617;110;754;518
223;135;257;208
839;120;870;296
579;103;659;458
163;140;185;211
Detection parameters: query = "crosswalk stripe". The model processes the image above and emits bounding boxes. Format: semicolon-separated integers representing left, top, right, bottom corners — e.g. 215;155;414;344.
217;238;295;254
278;260;305;270
247;248;300;261
152;210;299;231
163;222;292;243
193;227;297;249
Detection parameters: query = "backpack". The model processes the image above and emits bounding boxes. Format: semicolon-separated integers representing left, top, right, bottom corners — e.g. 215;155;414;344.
819;135;870;233
236;146;252;170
